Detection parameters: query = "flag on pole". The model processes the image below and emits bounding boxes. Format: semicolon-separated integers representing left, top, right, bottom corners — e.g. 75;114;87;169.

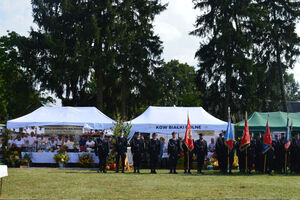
184;115;194;151
262;120;272;154
284;118;291;150
225;118;234;150
240;119;250;151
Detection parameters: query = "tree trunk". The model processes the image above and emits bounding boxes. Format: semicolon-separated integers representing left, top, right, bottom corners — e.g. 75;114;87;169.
225;64;232;120
96;68;103;111
276;42;287;112
121;71;128;120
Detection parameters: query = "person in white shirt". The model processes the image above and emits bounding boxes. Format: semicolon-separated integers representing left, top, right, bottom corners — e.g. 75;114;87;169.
8;136;14;149
56;135;63;146
48;137;57;150
38;135;49;151
26;132;37;147
208;138;216;152
13;135;24;150
86;137;95;148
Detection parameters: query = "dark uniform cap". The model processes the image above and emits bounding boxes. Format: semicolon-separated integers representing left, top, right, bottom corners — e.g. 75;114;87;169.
152;133;157;137
199;133;203;136
219;133;223;136
275;135;278;138
120;129;124;133
134;132;140;135
99;131;104;135
281;133;285;136
172;132;176;135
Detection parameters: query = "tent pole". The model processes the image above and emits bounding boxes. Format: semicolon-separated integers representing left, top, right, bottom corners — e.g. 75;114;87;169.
285;151;287;174
245;148;248;174
227;148;230;173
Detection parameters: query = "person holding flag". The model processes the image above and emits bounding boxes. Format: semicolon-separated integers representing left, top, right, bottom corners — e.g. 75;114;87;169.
224;108;235;174
262;119;273;174
283;118;291;174
239;115;250;174
183;115;194;174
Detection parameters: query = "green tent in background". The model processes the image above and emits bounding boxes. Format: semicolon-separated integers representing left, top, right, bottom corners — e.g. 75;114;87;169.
235;112;300;134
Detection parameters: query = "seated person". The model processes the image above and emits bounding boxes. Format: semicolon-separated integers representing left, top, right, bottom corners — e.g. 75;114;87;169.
64;136;74;150
8;136;14;149
85;137;95;149
79;136;87;151
37;135;49;151
13;135;24;150
25;132;37;151
56;135;63;147
48;137;57;150
208;138;215;152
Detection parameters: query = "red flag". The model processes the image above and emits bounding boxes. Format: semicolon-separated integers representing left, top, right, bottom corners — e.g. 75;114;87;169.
184;116;194;151
239;119;250;151
262;120;272;154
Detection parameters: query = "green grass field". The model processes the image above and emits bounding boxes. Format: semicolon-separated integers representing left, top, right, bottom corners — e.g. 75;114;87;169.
2;168;300;199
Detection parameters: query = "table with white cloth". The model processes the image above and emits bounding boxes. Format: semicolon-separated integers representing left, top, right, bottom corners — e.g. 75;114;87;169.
21;152;99;164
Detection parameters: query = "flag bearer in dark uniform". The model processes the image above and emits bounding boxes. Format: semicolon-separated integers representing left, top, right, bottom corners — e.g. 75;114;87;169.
227;141;235;174
149;133;161;174
183;139;194;174
290;134;300;173
236;137;245;173
130;132;144;173
277;133;286;173
115;130;128;173
255;133;263;173
247;133;256;174
216;132;226;173
194;133;208;174
168;132;180;174
95;131;110;173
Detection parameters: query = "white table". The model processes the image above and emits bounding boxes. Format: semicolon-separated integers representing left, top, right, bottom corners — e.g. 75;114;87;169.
21;152;99;163
0;165;8;195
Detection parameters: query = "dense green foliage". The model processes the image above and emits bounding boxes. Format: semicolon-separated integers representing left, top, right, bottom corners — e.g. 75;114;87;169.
0;0;299;122
191;0;300;119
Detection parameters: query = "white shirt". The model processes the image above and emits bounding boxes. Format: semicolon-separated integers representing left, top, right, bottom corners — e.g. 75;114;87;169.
14;139;24;148
26;136;37;146
49;140;57;148
57;139;63;146
86;140;95;147
208;143;215;152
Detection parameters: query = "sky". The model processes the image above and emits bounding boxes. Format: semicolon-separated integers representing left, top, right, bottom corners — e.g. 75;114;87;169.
0;0;300;83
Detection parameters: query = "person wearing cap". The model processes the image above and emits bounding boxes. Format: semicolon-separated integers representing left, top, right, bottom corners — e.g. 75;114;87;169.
194;133;208;174
115;129;128;173
130;132;144;173
245;132;256;174
216;132;226;173
95;131;110;173
255;133;263;173
168;132;180;174
276;133;286;173
148;133;161;174
290;134;298;173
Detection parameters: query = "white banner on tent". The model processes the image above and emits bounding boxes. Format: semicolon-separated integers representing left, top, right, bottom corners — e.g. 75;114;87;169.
44;126;82;135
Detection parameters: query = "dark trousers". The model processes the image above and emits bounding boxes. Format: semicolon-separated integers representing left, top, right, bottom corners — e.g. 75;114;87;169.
133;153;142;170
218;153;227;173
169;154;178;171
247;153;254;172
116;152;126;172
184;151;193;171
238;153;245;173
150;154;159;172
196;154;205;172
98;154;108;171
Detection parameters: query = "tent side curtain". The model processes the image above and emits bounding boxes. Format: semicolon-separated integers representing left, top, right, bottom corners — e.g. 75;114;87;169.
235;112;300;132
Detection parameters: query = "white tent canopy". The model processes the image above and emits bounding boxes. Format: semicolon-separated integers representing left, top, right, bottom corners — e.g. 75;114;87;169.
7;106;116;130
127;106;232;138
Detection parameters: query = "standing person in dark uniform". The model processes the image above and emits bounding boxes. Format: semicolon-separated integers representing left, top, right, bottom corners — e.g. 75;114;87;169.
168;132;180;174
236;137;245;173
255;133;263;173
290;134;300;173
277;133;286;173
130;132;144;173
148;133;161;174
247;133;256;174
216;132;226;173
183;139;194;174
194;133;208;174
95;132;110;173
115;130;127;173
273;135;280;172
226;141;235;174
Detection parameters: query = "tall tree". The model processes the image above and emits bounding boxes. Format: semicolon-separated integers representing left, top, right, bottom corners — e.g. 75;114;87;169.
190;0;254;119
0;32;52;121
254;0;300;112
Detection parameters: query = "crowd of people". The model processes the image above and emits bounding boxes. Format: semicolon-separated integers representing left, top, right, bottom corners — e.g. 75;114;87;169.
7;129;300;175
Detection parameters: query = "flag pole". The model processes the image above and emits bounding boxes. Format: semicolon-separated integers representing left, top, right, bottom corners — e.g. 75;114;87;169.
187;150;189;173
245;112;248;174
227;107;230;173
